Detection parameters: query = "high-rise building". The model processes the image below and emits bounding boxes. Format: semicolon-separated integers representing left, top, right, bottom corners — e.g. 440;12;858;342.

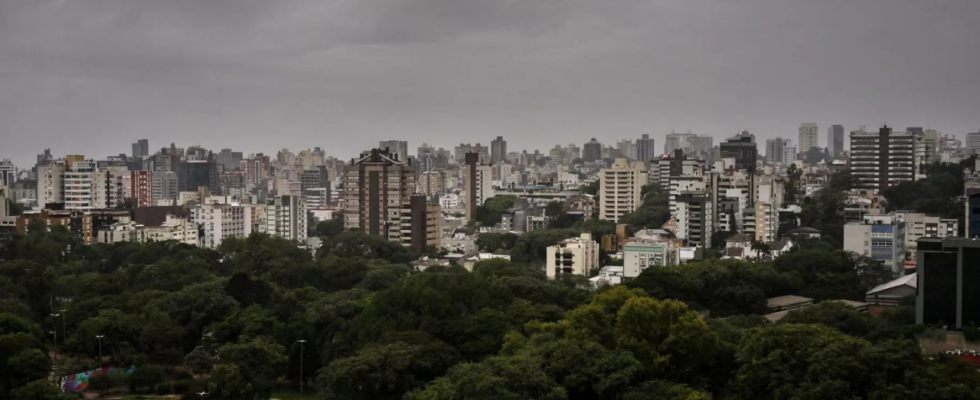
131;139;149;158
828;125;845;157
546;233;599;279
151;172;178;204
194;203;258;249
398;195;442;252
454;143;488;164
490;136;507;164
636;134;656;162
342;148;415;238
798;123;819;152
217;148;244;172
916;237;980;329
764;138;785;164
379;140;409;163
37;164;64;209
263;195;307;243
583;138;602;162
720;131;757;172
179;159;220;195
418;171;444;199
0;160;15;187
63;161;100;210
967;131;980;155
464;152;494;219
599;158;648;222
844;214;906;275
783;142;797;165
130;170;153;208
300;167;331;210
675;192;712;247
849;126;915;190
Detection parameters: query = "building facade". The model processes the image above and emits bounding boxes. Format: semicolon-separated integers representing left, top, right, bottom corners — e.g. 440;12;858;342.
598;158;648;222
844;214;907;275
849;126;916;191
342;148;415;238
545;233;599;279
828;124;845;156
798;123;819;152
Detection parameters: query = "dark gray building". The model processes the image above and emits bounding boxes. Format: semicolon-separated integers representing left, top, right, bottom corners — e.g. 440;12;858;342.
827;125;845;157
720;131;757;172
491;136;507;164
849;126;915;190
916;237;980;329
636;134;656;162
178;158;220;195
583;138;602;162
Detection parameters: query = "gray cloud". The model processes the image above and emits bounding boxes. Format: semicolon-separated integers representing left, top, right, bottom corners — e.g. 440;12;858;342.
1;0;978;166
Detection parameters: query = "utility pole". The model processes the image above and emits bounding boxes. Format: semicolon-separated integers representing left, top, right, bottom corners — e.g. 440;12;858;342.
49;313;60;362
297;339;307;397
96;335;104;369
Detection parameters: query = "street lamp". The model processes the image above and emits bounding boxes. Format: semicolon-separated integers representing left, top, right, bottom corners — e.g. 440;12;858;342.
196;391;209;400
297;339;307;397
96;335;104;369
49;313;60;361
59;309;67;340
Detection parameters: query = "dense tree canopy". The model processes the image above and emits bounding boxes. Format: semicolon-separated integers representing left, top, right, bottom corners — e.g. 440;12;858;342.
0;226;974;400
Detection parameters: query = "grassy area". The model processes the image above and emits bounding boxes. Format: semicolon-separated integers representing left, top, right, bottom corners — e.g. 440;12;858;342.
271;389;321;400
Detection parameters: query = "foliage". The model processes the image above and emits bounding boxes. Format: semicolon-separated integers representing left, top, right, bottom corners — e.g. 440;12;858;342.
618;184;670;234
474;195;517;227
784;164;803;204
9;380;75;400
1;229;978;400
475;232;519;253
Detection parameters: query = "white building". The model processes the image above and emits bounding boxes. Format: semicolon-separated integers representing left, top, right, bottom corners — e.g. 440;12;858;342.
263;195;308;243
439;193;462;210
844;214;906;275
145;215;198;246
798;123;819;152
893;212;958;258
63;161;100;210
783;142;798;165
37;164;64;209
599;159;648;222
194;203;258;249
623;241;674;278
546;233;600;279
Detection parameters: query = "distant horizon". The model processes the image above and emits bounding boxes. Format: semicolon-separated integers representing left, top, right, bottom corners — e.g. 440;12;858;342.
2;0;978;167
2;122;971;168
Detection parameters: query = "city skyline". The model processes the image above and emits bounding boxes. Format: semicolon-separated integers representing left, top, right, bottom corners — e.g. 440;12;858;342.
2;0;979;166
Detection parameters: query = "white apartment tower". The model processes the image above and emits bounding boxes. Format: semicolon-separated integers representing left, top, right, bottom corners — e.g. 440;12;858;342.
798;123;819;152
263;195;308;242
599;158;648;222
546;233;600;279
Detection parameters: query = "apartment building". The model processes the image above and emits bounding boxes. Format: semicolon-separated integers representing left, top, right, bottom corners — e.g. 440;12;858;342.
599;158;648;222
263;195;307;243
546;233;599;279
464;152;494;219
342;148;415;238
844;214;907;275
850;126;915;191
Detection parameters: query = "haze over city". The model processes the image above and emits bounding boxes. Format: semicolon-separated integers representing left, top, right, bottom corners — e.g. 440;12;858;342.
2;0;979;165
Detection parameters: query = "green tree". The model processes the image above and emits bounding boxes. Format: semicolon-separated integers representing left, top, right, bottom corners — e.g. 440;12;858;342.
9;380;74;400
88;372;116;396
319;338;461;400
217;337;287;396
405;355;567;400
208;364;258;400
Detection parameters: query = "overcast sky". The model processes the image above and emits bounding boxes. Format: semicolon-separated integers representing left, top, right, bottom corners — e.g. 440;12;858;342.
1;0;979;167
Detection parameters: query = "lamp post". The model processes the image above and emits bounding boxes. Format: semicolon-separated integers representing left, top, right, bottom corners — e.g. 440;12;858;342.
49;313;60;361
96;335;104;369
59;309;67;340
297;339;307;397
196;391;209;400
